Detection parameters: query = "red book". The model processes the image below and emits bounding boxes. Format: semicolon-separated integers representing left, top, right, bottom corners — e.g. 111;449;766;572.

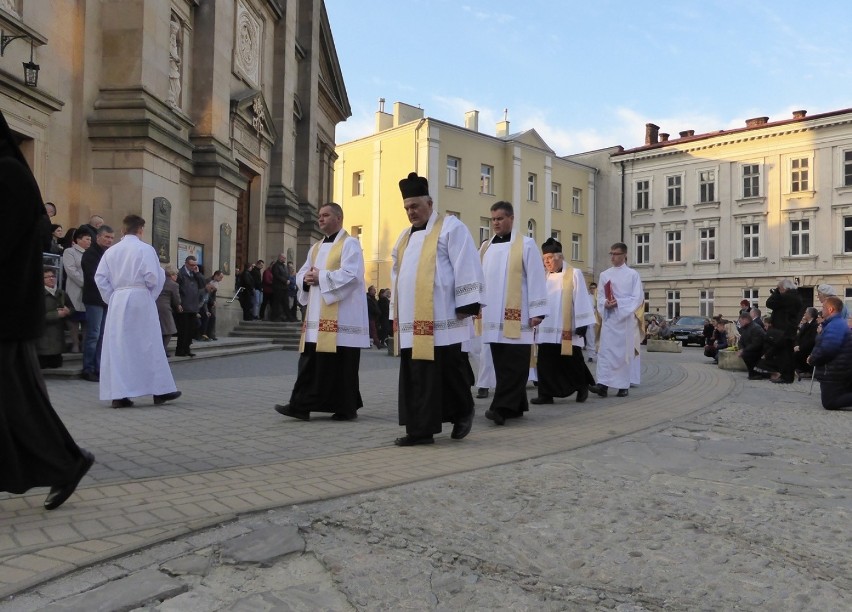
604;280;614;301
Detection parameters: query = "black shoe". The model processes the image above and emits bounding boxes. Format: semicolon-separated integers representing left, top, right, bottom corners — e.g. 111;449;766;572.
394;434;434;446
274;403;310;420
44;449;95;510
576;385;589;403
616;389;629;397
772;378;794;384
153;391;182;405
530;396;553;404
589;384;607;398
451;409;474;440
81;371;99;382
484;408;506;426
330;413;357;421
475;388;489;399
111;398;133;408
747;374;763;380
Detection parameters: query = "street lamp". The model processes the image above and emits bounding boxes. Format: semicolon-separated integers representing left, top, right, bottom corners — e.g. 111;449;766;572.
1;31;40;87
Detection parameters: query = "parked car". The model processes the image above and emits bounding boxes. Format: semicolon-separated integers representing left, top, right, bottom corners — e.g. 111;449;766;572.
668;315;710;346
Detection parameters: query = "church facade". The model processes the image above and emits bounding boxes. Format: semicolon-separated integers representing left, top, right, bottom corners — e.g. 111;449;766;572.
0;0;348;288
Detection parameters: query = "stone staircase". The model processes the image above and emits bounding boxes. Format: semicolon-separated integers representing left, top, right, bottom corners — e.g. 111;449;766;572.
228;320;303;350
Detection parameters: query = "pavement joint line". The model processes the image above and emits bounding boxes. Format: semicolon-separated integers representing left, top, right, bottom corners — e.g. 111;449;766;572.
0;356;736;599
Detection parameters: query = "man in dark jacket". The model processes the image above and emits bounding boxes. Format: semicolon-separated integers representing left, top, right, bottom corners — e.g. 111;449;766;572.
737;312;766;380
270;254;290;321
766;278;803;384
176;255;206;357
81;225;115;381
808;296;852;410
794;307;819;376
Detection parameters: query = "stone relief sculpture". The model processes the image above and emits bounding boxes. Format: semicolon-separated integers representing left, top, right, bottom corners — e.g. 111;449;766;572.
166;16;182;108
234;0;261;85
0;0;19;17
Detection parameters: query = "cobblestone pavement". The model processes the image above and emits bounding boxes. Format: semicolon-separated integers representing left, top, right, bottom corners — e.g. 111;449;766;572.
2;346;850;610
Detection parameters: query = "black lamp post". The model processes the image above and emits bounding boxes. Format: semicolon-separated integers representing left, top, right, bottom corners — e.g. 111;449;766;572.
1;31;40;87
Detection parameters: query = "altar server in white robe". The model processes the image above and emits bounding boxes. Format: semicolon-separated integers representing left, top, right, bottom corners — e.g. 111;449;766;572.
96;215;181;407
531;238;597;405
480;201;548;426
275;203;370;421
591;242;644;398
391;172;485;446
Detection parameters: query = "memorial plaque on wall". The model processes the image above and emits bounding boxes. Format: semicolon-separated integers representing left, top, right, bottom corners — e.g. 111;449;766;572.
219;223;232;275
152;197;172;262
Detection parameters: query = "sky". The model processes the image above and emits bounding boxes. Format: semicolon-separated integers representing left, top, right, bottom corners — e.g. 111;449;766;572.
325;0;852;155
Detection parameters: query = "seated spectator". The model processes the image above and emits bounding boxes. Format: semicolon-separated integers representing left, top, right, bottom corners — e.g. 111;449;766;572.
794;307;819;379
736;312;766;380
808;296;852;410
645;318;661;341
36;269;74;368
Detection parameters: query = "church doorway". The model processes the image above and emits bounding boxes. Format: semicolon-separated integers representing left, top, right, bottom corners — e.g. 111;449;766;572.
235;164;258;274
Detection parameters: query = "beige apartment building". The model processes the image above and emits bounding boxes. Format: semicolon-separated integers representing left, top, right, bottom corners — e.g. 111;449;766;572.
0;0;348;295
333;101;597;290
571;108;852;320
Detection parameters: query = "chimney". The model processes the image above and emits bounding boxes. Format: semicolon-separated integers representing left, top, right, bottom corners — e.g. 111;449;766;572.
393;101;424;127
659;133;669;142
464;110;479;132
375;98;392;132
496;108;510;138
645;123;660;145
679;130;695;138
792;109;807;119
745;116;769;128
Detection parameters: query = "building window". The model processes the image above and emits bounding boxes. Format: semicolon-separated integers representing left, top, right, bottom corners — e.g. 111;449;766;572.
446;210;460;219
446;156;460;188
844;151;852;187
635;233;650;264
352;171;364;196
698;289;714;318
480;165;493;195
551;229;561;242
479;217;491;244
666;175;682;207
790;219;810;255
571;188;582;214
699;170;716;203
527;219;536;240
666;290;681;320
571;233;581;261
791;157;809;192
666;230;682;262
844;216;852;253
527;173;537;201
698;227;716;261
742;223;760;258
551;183;561;210
644;291;650;315
351;225;362;240
636;180;650;210
743;288;759;309
743;164;760;198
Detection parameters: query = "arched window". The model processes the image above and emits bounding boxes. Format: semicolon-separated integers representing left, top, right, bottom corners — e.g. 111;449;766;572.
527;219;536;240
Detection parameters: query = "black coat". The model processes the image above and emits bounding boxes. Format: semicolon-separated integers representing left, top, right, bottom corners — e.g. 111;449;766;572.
81;241;107;307
178;266;206;314
738;322;766;361
795;319;818;356
766;289;803;338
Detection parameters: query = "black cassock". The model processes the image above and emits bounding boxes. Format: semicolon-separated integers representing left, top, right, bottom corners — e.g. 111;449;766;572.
289;343;363;417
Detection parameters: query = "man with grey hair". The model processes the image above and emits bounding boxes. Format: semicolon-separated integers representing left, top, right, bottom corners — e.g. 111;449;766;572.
765;278;803;384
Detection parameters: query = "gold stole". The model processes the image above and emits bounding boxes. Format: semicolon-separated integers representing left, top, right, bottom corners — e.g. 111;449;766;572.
298;232;347;353
560;268;574;355
477;234;525;338
634;302;646;357
393;215;445;361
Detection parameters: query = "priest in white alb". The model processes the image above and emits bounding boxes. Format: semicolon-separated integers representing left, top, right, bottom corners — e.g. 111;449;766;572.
531;238;597;405
391;172;485;446
275;203;369;421
479;201;548;425
95;214;181;408
591;242;644;398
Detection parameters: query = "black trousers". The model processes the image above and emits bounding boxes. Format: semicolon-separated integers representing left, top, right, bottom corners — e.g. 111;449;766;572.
289;343;363;417
489;343;531;418
176;311;197;355
536;343;592;398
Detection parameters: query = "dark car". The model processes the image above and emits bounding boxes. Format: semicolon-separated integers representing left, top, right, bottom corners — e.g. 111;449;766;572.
668;316;710;346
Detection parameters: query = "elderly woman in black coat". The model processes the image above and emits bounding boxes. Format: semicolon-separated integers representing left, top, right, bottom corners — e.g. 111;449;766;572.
0;110;94;510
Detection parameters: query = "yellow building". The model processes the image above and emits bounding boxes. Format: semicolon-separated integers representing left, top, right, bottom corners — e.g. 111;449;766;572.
333;101;597;290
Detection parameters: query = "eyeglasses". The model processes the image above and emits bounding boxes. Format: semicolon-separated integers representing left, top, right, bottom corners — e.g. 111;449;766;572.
608;252;626;256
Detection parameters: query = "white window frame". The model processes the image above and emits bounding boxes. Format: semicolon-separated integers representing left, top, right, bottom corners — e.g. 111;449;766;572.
572;187;582;214
479;217;491;244
527;219;536;240
742;163;761;198
446;156;460;188
844;150;852;187
666;174;683;207
635;232;650;264
635;179;650;210
666;290;681;320
844;216;852;253
551;229;561;242
743;288;759;309
551;182;561;210
527;173;537;201
352;171;364;196
742;223;760;258
790;156;810;193
480;165;493;195
666;230;682;262
698;289;714;318
698;169;716;203
698;227;716;261
790;219;810;255
571;233;581;261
